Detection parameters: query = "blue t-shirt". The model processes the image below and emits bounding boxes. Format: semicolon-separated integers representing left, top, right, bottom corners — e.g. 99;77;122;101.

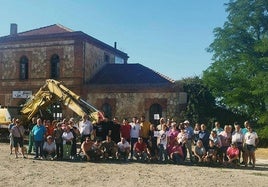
32;125;46;141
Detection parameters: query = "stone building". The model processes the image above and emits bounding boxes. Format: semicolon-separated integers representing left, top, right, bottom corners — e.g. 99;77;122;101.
0;24;186;124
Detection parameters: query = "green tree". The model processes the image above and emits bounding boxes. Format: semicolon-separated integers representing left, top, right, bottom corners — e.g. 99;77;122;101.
179;77;216;124
179;77;247;128
203;0;268;123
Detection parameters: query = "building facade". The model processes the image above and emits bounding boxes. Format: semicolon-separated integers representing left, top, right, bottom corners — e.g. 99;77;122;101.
0;24;186;123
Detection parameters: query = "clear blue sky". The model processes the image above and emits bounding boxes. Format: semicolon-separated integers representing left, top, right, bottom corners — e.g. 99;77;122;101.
0;0;228;80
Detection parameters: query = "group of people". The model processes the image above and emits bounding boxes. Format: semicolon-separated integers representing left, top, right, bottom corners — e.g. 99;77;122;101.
8;114;259;168
192;121;258;168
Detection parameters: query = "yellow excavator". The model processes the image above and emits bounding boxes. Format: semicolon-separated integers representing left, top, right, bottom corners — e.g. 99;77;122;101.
20;79;103;123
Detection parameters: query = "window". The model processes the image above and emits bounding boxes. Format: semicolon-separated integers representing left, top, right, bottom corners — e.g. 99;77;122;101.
104;54;110;63
149;103;162;124
51;103;62;121
101;103;112;119
115;56;124;64
19;56;29;80
50;54;60;79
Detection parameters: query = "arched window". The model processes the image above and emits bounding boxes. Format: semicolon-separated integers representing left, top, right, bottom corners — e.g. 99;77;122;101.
19;56;29;80
101;103;112;119
50;54;60;79
149;103;162;125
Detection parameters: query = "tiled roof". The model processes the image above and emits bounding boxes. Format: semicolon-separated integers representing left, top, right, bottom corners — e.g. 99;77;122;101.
18;24;73;36
89;63;174;84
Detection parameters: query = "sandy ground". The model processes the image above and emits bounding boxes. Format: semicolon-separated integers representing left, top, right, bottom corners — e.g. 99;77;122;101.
0;143;268;187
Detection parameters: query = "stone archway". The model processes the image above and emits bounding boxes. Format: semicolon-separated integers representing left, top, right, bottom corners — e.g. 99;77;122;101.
149;103;162;125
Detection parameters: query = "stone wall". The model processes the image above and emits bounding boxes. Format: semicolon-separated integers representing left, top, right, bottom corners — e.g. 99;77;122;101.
86;91;183;123
84;42;115;82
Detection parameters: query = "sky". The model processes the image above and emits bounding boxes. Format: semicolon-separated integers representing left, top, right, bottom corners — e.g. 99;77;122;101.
0;0;229;81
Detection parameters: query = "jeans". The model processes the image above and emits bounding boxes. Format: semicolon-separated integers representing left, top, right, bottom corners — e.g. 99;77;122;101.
158;144;168;161
34;140;44;158
130;138;138;158
56;143;63;159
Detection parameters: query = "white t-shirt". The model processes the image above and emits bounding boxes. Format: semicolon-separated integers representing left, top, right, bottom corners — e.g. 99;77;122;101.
62;131;74;144
177;131;188;144
158;130;168;149
43;141;56;152
117;141;130;151
232;131;244;143
79;120;93;135
244;131;258;146
130;122;141;138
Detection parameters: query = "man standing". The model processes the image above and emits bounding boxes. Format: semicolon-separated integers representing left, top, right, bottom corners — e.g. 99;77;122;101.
32;118;46;159
130;117;141;159
79;114;93;143
27;117;36;154
184;120;194;162
231;122;243;162
11;119;26;158
8;118;15;155
140;116;151;145
212;121;223;135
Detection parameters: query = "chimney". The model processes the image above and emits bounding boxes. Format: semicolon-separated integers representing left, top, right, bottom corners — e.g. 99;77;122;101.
10;23;18;36
114;42;117;49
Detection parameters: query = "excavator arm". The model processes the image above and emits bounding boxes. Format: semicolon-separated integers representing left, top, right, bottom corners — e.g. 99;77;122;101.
21;79;102;122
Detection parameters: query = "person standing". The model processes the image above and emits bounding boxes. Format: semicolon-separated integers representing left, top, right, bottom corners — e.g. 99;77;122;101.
11;119;26;158
212;121;223;135
129;117;141;159
231;122;243;162
111;117;121;144
53;122;63;160
184;120;194;162
32;118;46;159
244;126;259;168
120;118;131;142
140;116;151;144
62;125;74;159
79;114;93;143
8;118;15;155
27;117;36;154
218;125;232;162
199;124;210;151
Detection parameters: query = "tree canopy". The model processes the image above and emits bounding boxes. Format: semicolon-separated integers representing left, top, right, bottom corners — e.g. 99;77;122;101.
203;0;268;123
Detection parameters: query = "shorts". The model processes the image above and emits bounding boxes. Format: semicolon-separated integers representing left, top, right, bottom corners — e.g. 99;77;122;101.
246;144;256;152
13;137;24;148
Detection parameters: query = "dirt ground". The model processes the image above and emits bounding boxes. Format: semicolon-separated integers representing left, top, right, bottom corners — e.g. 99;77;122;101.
0;143;268;187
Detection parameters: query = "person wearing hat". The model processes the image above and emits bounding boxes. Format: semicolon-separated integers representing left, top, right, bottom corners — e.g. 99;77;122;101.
43;135;56;160
184;120;194;162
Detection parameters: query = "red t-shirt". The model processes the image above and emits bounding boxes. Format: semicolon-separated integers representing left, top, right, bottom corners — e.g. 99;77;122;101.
134;142;147;152
120;124;131;140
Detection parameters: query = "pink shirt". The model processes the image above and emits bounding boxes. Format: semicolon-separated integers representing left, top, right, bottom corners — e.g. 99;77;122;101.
170;144;184;158
226;147;239;159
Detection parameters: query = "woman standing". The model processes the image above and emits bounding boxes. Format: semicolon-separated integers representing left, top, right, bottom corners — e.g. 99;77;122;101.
244;126;259;168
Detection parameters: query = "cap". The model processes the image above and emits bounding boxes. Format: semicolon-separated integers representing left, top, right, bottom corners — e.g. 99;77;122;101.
47;135;53;140
184;120;190;124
